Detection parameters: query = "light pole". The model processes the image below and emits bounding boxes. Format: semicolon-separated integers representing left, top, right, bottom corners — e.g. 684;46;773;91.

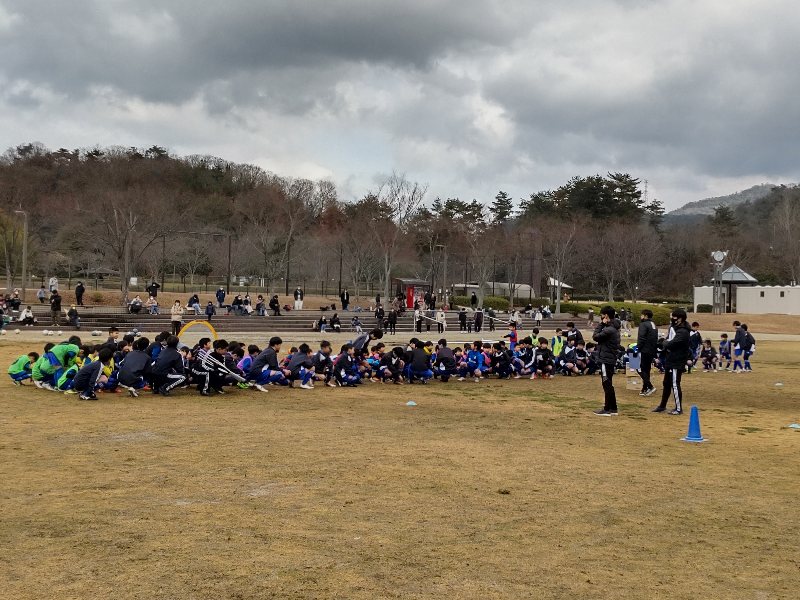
711;250;728;315
14;210;28;302
436;244;447;309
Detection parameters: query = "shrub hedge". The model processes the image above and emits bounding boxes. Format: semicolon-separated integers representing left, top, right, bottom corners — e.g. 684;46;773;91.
696;304;713;313
451;295;511;311
560;301;673;326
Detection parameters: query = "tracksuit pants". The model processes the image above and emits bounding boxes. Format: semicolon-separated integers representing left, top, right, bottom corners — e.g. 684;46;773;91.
658;368;683;413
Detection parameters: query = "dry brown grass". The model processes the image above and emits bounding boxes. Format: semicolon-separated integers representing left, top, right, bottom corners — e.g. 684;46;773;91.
686;313;800;335
1;341;798;599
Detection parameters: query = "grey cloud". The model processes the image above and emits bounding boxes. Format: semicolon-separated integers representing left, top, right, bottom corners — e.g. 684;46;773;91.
0;1;525;104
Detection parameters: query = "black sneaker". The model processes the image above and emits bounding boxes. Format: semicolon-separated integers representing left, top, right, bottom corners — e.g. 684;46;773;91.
593;409;618;416
159;386;170;397
214;388;226;395
652;406;666;413
200;390;211;396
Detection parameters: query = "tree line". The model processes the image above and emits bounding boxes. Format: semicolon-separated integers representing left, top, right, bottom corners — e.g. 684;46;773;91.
1;143;797;308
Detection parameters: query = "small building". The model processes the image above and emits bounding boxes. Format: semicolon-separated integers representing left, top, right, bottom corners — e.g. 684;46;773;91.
392;277;431;309
691;265;800;314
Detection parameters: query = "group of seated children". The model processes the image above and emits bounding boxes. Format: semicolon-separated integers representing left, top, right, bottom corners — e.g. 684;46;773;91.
8;317;757;399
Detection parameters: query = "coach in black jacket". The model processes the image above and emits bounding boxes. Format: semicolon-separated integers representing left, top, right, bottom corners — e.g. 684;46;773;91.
637;309;659;396
654;308;691;414
592;306;621;416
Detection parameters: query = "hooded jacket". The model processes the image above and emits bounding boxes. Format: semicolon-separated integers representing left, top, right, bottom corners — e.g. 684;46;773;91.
592;318;622;365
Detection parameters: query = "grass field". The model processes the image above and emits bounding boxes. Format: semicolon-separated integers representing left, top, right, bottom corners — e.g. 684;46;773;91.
1;340;798;599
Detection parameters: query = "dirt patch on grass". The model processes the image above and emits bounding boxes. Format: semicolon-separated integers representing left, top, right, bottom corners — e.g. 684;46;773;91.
1;341;799;598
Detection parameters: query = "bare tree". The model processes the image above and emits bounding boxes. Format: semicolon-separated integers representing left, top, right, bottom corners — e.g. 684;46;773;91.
367;173;427;301
542;219;578;314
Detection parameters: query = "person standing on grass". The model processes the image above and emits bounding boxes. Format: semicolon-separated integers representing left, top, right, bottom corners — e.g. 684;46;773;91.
592;306;621;416
340;288;350;311
636;309;658;397
170;300;184;336
652;308;690;415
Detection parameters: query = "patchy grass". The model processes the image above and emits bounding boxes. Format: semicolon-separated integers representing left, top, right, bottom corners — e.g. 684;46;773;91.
1;341;799;599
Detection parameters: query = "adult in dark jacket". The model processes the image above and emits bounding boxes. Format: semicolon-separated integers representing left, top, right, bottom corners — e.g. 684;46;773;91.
592;306;621;415
340;288;350;311
215;287;226;308
653;309;691;414
293;287;304;310
75;281;86;306
636;309;658;396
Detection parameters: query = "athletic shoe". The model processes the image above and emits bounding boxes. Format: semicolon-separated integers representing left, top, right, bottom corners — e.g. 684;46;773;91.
12;380;21;386
200;391;211;397
593;409;618;416
300;383;314;389
237;382;249;389
643;387;657;397
64;389;77;395
127;388;139;398
79;393;97;401
159;386;170;397
34;380;44;389
457;377;465;382
214;388;226;394
474;377;480;383
513;374;521;379
669;410;683;415
651;406;665;412
325;381;336;388
254;384;269;393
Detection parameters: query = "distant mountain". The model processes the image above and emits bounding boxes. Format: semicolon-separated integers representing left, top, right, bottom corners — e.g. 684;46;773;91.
668;184;776;217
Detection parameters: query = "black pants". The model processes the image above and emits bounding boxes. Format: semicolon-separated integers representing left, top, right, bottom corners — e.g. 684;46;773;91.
638;353;654;391
388;322;396;334
172;321;181;336
600;363;617;412
659;368;683;413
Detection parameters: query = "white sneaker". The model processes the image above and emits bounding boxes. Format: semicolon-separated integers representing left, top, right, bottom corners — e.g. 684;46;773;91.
474;377;480;383
326;381;336;387
300;383;314;389
254;384;269;393
457;377;465;382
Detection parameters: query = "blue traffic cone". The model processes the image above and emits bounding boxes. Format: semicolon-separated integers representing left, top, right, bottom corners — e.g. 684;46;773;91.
681;405;706;443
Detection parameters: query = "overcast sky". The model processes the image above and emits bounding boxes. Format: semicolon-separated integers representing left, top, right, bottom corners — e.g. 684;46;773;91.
1;0;797;210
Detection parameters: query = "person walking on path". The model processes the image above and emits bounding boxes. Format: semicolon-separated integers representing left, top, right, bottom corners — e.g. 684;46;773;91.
75;281;85;306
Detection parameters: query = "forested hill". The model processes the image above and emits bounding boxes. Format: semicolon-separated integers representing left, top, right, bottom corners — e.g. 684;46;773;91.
667;183;777;218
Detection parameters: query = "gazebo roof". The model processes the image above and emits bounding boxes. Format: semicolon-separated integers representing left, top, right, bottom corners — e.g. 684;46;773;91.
714;265;758;284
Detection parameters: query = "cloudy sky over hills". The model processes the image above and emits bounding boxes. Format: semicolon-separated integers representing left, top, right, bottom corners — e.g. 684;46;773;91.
0;0;796;209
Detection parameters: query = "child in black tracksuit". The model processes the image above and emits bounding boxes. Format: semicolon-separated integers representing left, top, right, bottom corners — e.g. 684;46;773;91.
151;336;187;396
